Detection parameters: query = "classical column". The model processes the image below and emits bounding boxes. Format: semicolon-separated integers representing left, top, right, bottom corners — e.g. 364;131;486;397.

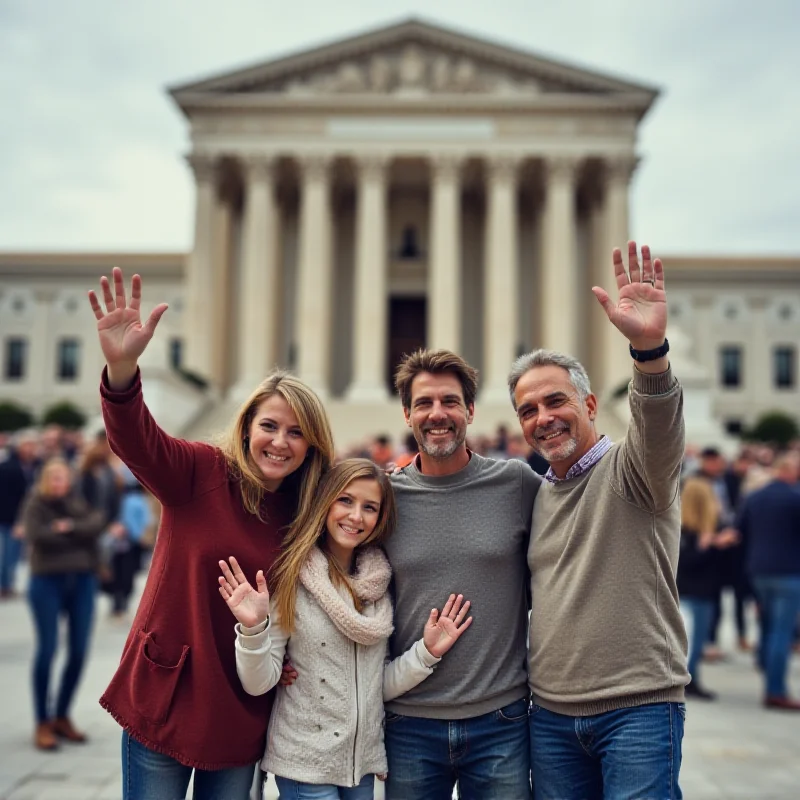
184;154;218;382
587;185;607;381
428;155;462;353
295;155;333;398
540;157;580;356
234;156;280;396
346;156;390;401
597;155;638;397
482;155;520;403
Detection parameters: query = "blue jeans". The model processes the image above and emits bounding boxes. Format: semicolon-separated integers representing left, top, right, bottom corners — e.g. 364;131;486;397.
753;575;800;698
275;773;374;799
681;597;715;684
0;523;23;592
384;697;531;800
27;571;96;723
122;731;256;800
530;702;685;800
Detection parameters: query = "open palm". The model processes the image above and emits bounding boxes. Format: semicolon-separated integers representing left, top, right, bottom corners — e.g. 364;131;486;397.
88;267;168;368
423;593;473;658
218;556;271;629
592;242;668;347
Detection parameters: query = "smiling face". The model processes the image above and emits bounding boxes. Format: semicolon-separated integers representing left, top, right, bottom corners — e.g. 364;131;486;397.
247;395;310;491
404;371;474;464
513;365;599;477
324;478;383;566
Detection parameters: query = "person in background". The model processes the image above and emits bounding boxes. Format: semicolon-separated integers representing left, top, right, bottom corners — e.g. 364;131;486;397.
21;458;106;750
0;429;39;599
677;477;740;700
79;430;123;528
369;434;395;470
740;452;800;711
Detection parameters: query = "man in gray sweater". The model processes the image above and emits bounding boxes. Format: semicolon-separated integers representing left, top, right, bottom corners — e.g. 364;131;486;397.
383;349;541;800
508;242;689;800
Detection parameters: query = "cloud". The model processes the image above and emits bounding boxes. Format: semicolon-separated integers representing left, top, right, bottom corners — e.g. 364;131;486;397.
0;0;798;253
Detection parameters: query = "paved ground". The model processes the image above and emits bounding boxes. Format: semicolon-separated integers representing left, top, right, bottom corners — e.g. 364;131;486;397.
1;572;798;800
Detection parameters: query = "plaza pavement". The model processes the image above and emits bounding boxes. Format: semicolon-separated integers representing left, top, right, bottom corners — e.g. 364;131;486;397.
1;571;799;800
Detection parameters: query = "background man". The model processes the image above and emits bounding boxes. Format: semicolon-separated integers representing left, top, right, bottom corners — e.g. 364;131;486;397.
384;349;540;800
509;242;689;799
740;452;800;710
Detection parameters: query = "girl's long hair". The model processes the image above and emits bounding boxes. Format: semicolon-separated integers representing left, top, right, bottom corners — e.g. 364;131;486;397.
217;371;335;523
271;459;396;634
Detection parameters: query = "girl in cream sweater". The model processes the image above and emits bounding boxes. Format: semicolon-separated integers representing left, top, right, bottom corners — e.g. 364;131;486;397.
218;458;471;799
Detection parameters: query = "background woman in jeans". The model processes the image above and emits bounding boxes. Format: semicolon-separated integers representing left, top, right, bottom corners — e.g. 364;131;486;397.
677;477;739;700
22;457;105;750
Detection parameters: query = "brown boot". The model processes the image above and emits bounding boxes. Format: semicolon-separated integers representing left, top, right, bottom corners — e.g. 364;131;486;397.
34;722;59;751
51;717;88;743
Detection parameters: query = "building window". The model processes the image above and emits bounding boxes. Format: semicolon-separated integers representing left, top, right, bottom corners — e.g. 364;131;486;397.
398;226;422;259
5;338;27;380
169;338;183;370
719;345;742;388
725;419;744;435
773;346;795;389
57;338;81;381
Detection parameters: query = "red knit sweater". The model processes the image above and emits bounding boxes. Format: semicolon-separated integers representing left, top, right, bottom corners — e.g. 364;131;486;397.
98;370;296;769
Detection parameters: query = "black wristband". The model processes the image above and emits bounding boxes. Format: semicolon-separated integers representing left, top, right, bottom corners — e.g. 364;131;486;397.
629;338;669;362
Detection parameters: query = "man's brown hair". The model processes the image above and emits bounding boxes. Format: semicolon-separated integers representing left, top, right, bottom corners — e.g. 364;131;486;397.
394;349;479;410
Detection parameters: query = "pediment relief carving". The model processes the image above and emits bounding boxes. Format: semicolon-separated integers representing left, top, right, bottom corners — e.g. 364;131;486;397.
245;43;588;97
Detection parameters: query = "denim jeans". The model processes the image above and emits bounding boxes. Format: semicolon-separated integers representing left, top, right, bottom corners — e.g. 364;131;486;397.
0;523;23;592
122;731;257;800
274;773;374;799
681;596;715;684
752;575;800;698
384;697;531;800
27;571;96;723
530;702;685;800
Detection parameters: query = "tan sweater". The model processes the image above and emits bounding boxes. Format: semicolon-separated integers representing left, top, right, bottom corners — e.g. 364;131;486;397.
527;367;689;716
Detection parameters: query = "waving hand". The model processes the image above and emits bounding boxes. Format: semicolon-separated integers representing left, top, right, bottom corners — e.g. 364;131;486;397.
218;556;271;629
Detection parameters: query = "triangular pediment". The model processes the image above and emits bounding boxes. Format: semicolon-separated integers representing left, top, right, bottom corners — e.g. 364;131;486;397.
170;18;657;103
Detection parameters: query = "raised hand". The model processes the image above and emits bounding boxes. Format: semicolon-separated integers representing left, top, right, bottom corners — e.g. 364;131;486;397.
87;267;168;388
217;556;271;629
423;593;473;658
591;241;667;350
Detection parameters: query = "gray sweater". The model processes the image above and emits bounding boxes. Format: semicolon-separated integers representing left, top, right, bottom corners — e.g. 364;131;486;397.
385;453;540;719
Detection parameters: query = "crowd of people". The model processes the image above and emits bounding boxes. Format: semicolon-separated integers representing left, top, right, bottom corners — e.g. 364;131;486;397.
0;242;798;799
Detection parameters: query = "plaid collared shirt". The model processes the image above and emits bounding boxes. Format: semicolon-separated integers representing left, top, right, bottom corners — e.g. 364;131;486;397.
544;435;613;484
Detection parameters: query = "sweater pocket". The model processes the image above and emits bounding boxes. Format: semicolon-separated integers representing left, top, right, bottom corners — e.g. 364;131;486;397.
131;629;190;726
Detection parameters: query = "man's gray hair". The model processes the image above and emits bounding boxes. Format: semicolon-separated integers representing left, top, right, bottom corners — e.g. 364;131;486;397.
507;349;592;409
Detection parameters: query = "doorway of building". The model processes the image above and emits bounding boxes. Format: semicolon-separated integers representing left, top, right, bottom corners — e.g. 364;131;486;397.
388;297;427;392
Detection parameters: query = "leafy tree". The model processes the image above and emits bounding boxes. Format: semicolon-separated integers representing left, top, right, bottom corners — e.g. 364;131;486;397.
41;401;87;431
0;400;35;432
745;411;799;448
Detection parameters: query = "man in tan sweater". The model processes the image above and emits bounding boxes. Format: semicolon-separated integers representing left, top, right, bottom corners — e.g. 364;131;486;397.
508;241;689;799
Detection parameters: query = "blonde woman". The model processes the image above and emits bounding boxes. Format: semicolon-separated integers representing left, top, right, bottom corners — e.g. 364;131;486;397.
677;477;738;700
22;458;105;750
86;268;335;800
218;459;473;799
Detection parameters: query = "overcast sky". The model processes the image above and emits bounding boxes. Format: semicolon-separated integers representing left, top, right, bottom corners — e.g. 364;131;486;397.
1;0;798;255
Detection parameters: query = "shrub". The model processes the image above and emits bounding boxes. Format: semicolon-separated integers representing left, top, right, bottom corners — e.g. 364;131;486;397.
744;411;799;448
0;400;35;432
41;401;87;430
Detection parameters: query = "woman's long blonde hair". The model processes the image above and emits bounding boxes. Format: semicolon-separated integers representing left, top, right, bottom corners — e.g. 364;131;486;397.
34;458;73;499
218;371;335;523
271;458;396;634
680;477;720;534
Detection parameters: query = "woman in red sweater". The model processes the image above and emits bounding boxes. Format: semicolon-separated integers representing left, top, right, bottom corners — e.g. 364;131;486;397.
87;268;335;800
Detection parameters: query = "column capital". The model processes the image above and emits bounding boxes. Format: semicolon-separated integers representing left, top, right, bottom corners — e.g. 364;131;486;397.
543;156;581;184
430;154;464;181
241;155;277;183
185;153;219;183
604;154;639;184
298;154;333;181
486;154;521;182
355;154;390;181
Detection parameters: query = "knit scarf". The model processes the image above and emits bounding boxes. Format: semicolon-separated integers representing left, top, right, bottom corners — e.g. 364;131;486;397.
299;546;394;646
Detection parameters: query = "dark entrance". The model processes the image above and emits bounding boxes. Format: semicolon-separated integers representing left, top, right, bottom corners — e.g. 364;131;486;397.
388;297;427;392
